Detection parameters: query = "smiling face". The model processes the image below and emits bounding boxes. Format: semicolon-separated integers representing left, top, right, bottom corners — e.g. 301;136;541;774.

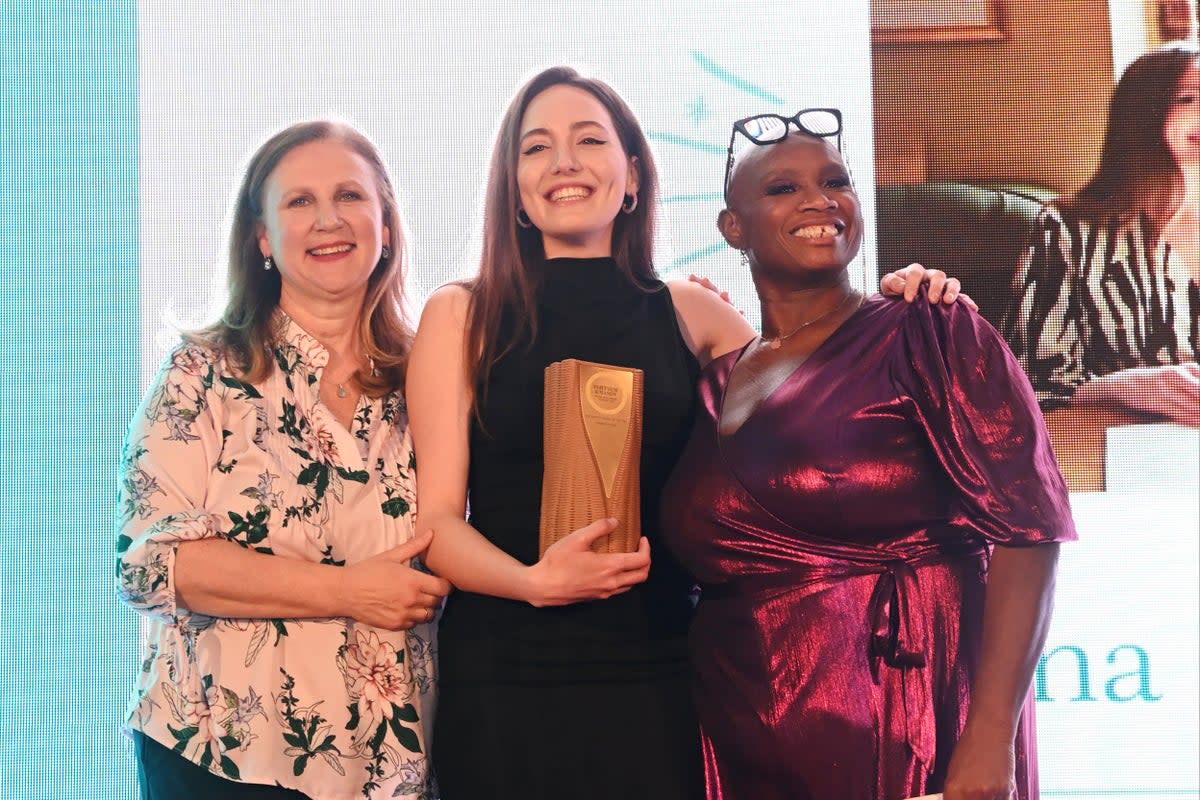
515;84;639;258
256;138;391;308
1164;59;1200;170
720;133;862;279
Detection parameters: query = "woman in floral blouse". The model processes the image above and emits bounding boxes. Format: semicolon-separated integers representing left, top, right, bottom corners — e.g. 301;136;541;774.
115;120;450;800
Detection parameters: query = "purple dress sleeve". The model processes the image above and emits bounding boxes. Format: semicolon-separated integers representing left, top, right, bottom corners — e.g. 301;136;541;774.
896;299;1077;547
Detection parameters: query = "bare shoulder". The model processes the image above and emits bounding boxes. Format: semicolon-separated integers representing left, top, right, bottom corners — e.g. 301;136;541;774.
419;283;472;327
664;276;725;306
665;279;755;364
411;284;472;383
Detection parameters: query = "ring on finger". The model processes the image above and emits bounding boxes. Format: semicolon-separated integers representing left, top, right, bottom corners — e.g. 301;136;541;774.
425;606;436;623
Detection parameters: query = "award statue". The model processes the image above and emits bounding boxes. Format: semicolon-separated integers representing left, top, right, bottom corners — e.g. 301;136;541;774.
539;359;643;556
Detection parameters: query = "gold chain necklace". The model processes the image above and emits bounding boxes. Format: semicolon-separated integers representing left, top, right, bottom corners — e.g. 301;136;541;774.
332;357;377;399
761;291;862;350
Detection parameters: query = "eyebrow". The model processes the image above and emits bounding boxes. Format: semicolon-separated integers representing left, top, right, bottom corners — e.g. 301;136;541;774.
519;120;608;143
274;182;369;206
758;164;849;182
279;179;367;195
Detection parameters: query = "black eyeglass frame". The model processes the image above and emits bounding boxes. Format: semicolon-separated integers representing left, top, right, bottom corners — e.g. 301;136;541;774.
722;108;844;202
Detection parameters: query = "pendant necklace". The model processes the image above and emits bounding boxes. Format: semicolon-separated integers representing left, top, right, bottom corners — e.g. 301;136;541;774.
333;357;377;399
762;291;862;350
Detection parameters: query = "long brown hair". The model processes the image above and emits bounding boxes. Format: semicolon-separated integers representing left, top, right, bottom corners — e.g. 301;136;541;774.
1065;41;1200;235
465;66;661;399
191;119;413;396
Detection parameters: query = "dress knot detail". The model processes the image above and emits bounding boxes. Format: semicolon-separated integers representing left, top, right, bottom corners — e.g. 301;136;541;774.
867;559;936;766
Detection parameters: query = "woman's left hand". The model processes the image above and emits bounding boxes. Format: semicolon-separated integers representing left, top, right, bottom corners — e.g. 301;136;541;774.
880;263;979;311
942;721;1016;800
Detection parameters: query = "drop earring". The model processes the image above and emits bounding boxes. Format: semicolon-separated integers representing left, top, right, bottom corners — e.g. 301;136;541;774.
263;256;274;271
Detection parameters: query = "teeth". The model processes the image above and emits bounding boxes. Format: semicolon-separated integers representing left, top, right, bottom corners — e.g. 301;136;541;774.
791;224;839;239
310;244;353;256
549;187;590;202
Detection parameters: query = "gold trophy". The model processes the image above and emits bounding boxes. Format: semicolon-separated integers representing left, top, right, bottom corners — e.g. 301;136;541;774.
539;359;643;556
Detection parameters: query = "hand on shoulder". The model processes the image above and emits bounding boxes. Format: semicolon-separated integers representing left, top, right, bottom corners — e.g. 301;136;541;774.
878;263;978;311
666;278;755;366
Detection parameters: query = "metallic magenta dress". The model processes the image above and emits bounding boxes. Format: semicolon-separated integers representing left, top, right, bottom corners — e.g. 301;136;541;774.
661;295;1077;800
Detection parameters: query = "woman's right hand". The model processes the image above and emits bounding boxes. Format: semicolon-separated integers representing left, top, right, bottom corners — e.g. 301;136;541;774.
526;518;651;607
687;273;744;316
338;531;453;630
1075;364;1200;426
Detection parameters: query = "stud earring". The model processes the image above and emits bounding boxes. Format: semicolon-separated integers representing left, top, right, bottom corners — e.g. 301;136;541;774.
380;245;391;262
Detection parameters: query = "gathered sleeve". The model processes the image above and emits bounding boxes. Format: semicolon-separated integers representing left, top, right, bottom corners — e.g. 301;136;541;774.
114;342;230;625
1001;205;1086;410
897;299;1077;547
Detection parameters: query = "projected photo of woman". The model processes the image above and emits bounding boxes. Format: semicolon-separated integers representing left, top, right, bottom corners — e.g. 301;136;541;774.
1002;41;1200;426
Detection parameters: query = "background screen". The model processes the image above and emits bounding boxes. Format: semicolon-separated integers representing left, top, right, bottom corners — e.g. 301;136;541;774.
2;1;1196;797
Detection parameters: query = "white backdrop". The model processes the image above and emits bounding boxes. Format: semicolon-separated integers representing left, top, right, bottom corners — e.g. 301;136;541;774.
138;1;877;379
134;3;1199;797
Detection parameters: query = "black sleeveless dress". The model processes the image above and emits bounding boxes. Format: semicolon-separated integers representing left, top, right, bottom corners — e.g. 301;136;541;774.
433;257;703;799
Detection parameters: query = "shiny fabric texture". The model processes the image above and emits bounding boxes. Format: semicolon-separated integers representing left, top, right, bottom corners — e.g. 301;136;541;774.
661;295;1077;800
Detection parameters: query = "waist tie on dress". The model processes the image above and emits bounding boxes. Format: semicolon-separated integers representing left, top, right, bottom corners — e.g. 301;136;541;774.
867;559;934;766
705;555;947;766
696;510;986;768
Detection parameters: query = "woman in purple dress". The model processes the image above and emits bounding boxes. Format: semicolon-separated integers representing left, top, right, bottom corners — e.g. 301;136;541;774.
661;111;1077;800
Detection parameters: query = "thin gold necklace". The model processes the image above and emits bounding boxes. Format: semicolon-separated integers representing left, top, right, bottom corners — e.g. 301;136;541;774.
333;357;377;398
761;290;862;350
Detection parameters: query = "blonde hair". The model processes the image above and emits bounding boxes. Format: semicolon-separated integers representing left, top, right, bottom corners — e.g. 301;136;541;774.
191;119;413;396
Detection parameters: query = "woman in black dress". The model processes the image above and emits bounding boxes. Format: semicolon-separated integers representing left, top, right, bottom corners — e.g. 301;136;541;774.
407;66;965;799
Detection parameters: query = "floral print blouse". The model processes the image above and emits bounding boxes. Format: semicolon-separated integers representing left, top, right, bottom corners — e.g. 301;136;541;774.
115;314;434;800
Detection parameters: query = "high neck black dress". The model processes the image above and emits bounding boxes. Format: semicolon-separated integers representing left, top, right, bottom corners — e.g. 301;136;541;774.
433;257;703;799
